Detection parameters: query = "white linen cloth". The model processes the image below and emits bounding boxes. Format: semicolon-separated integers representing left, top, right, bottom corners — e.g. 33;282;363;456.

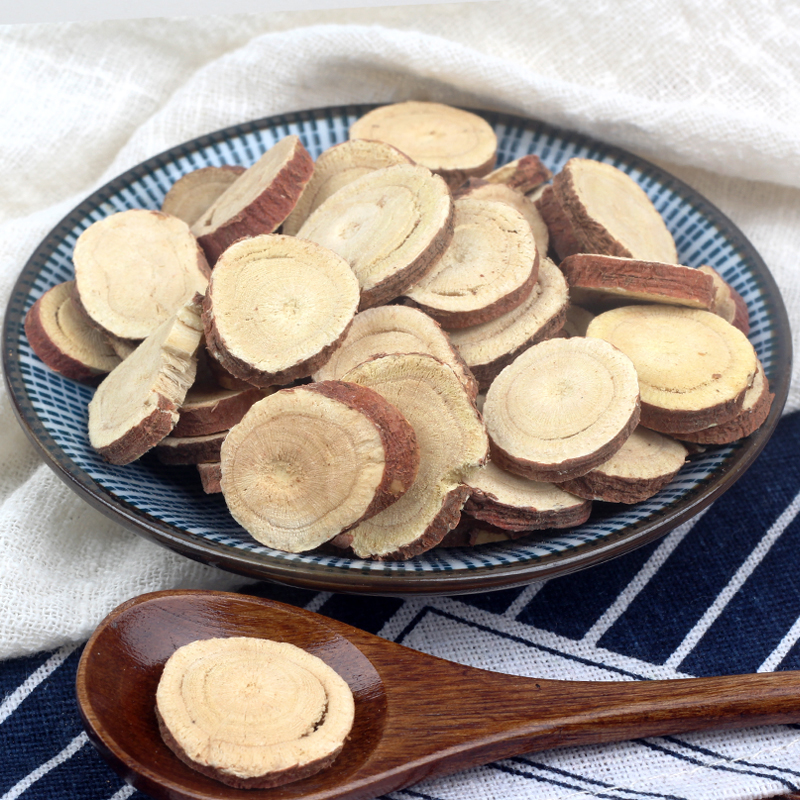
0;0;798;660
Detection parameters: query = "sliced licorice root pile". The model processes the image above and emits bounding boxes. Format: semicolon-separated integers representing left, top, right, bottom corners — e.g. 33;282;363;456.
156;637;355;789
586;304;758;435
560;254;716;311
191;134;313;264
483;154;552;194
463;461;591;531
313;304;478;401
677;359;773;445
536;158;678;264
73;209;210;341
403;197;539;329
699;265;750;334
203;234;359;387
161;165;246;226
220;381;419;553
455;179;549;257
282;139;413;236
24;281;121;383
448;256;569;390
297;163;453;309
87;296;204;465
348;101;497;189
558;427;688;504
337;353;489;560
484;337;641;483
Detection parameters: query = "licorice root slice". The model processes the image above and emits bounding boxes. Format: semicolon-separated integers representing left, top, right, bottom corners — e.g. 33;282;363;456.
554;158;678;264
197;461;222;493
220;381;419;553
558;427;688;504
448;257;569;390
455;180;549;257
87;296;204;465
560;254;716;310
348;101;497;189
24;281;121;383
483;154;552;194
404;197;538;329
282;139;413;236
699;265;750;334
173;384;265;437
677;359;773;444
73;209;210;341
313;304;478;400
586;305;758;434
297;163;453;309
535;184;587;261
464;461;591;531
161;165;246;226
154;430;228;465
191;135;313;264
338;353;489;560
484;337;641;482
202;235;359;387
156;637;355;789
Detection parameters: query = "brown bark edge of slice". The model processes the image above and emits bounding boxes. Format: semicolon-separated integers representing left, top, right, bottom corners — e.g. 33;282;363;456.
155;707;342;790
484;154;553;193
161;165;246;226
24;282;120;384
197;461;222;493
464;488;591;531
534;184;586;260
154;431;228;465
173;386;264;437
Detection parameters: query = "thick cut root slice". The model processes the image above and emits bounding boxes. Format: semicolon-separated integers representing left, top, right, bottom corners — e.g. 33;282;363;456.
173;383;265;437
404;197;538;329
558;427;688;504
677;359;773;445
448;257;569;390
73;209;210;341
297;163;453;309
699;265;750;334
339;353;489;560
484;337;641;482
560;254;716;310
87;297;204;464
483;154;552;194
464;461;591;531
154;430;228;465
161;165;246;226
313;304;478;400
25;281;121;383
554;158;678;263
156;637;355;789
220;381;419;553
535;184;586;261
455;180;549;257
348;101;497;189
282;139;413;236
586;305;758;434
191;135;313;264
203;235;359;387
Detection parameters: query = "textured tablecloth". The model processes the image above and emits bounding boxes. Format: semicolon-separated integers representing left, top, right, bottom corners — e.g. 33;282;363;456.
1;3;799;798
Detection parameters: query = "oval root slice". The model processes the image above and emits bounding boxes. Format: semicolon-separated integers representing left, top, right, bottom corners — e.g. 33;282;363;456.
73;209;210;341
161;165;246;226
586;304;758;434
338;353;488;560
558;426;688;503
464;461;591;531
25;281;121;383
483;154;552;194
448;256;569;390
297;163;453;309
191;135;314;264
348;101;497;189
313;304;478;400
87;296;204;464
282;139;414;236
203;235;359;387
156;636;355;789
484;337;641;482
220;381;419;552
403;197;538;329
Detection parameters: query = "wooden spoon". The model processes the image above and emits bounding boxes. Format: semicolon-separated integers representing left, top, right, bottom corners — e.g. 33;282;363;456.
76;590;800;800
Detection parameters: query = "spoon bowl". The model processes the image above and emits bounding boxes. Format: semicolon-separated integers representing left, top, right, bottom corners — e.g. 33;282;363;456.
77;590;800;800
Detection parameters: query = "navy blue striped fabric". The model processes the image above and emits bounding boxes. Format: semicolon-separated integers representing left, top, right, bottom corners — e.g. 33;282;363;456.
1;411;798;799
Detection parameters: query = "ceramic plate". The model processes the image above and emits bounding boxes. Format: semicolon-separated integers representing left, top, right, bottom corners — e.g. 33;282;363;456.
3;104;791;595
